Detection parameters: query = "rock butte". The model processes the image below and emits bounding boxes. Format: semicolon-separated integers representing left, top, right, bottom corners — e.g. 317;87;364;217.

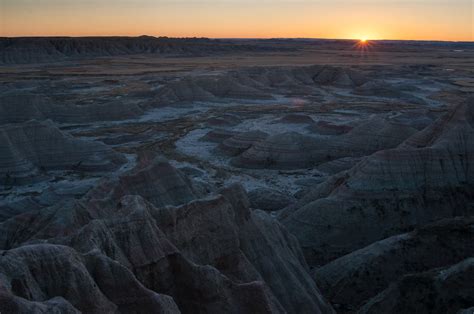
276;114;315;124
248;187;295;211
359;257;474;314
280;99;474;265
218;130;269;156
314;217;474;311
201;129;239;143
232;132;320;169
0;164;334;313
229;117;417;170
307;121;353;135
0;94;145;124
206;114;242;128
0;120;126;186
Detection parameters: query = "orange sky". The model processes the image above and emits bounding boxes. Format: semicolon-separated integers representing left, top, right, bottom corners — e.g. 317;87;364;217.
1;0;472;41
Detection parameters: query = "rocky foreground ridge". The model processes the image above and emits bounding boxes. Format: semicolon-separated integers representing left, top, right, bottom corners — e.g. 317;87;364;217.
1;99;472;314
280;98;474;265
276;98;474;313
0;151;334;313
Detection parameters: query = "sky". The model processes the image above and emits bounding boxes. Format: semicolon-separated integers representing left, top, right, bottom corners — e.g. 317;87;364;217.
1;0;472;41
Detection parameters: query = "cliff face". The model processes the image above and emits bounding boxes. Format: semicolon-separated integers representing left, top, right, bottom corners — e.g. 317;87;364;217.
359;257;474;314
0;94;145;124
314;217;474;311
280;99;474;266
0;120;127;186
0;154;334;314
0;37;274;64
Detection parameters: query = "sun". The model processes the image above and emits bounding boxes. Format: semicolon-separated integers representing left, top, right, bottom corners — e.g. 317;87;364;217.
353;36;374;52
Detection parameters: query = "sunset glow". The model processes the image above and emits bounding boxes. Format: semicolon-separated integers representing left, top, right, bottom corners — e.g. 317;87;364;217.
354;38;374;51
1;0;472;41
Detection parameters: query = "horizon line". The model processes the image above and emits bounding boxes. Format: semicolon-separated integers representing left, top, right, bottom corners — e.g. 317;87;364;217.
1;35;472;43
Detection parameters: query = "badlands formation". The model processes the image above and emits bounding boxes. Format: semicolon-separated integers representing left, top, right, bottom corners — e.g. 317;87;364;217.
0;37;473;313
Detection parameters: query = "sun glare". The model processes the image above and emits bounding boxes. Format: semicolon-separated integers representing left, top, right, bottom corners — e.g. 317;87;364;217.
353;36;374;53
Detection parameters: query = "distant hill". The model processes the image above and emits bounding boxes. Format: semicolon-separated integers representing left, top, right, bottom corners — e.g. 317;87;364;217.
0;36;279;64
